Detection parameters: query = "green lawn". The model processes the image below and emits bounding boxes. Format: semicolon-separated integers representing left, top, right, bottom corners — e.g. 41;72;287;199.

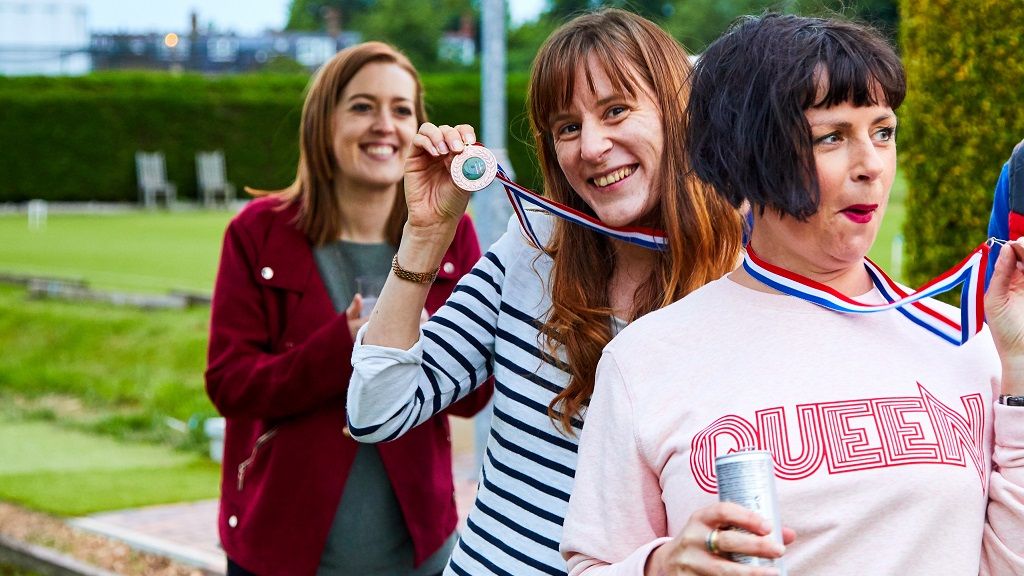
0;211;229;514
0;210;233;294
0;195;909;292
0;282;219;515
0;418;219;516
0;198;908;516
0;284;214;439
0;210;231;445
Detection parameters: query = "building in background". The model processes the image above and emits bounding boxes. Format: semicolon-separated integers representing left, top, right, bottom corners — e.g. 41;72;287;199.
0;3;359;76
89;8;361;73
439;12;476;66
0;3;477;76
0;0;91;76
89;29;361;73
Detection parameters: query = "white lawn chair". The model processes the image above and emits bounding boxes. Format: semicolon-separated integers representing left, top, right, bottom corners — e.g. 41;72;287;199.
135;151;177;208
196;150;236;207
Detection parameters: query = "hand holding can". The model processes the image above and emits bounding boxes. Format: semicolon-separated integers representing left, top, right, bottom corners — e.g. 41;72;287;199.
715;450;788;575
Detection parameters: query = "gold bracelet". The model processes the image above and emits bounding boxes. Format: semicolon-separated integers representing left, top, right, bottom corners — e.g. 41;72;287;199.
391;254;440;284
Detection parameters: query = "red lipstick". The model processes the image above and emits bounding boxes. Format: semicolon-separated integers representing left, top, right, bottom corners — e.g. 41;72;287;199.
840;204;878;224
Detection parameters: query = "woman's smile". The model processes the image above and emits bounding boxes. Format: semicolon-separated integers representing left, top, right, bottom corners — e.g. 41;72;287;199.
589;164;638;189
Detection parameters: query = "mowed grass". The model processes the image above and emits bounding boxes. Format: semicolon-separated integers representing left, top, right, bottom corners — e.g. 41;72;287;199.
0;195;908;515
0;418;219;516
0;210;232;514
0;209;233;443
0;284;214;432
0;210;234;293
0;283;220;514
0;194;909;290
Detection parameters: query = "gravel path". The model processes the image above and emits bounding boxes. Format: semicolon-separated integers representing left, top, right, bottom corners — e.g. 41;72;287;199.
0;503;206;576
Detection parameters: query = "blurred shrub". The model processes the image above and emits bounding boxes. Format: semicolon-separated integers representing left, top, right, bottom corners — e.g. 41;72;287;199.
0;71;537;202
900;0;1024;286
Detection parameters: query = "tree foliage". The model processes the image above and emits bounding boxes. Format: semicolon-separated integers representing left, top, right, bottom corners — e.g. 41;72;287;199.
547;0;673;24
286;0;375;31
663;0;771;53
665;0;897;52
507;17;557;72
505;0;897;70
286;0;475;70
899;0;1024;288
351;0;448;69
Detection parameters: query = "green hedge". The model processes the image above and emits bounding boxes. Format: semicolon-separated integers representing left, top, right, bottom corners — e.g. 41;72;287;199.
899;1;1024;287
0;71;537;203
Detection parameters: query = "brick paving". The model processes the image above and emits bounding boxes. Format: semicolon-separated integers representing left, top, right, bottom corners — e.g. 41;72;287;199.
69;418;482;575
70;501;224;574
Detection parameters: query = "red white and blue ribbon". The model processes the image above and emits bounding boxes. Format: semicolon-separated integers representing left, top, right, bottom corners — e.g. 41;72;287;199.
743;242;990;346
493;165;669;251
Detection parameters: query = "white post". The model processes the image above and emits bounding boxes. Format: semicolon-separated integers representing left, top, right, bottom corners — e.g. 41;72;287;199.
892;234;904;277
471;0;512;472
474;0;514;248
27;199;48;231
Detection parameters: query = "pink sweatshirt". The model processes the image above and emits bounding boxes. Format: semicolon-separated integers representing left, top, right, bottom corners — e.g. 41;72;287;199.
561;276;1024;576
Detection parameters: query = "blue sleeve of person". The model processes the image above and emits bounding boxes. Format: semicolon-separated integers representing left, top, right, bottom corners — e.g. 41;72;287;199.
986;162;1011;287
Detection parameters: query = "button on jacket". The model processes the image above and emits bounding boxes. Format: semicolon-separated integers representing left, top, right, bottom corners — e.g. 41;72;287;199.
206;195;492;576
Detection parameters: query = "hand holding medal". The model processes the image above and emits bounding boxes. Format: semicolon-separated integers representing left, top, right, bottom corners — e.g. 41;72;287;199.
408;122;668;250
450;145;498;192
404;122;479;231
448;142;670;251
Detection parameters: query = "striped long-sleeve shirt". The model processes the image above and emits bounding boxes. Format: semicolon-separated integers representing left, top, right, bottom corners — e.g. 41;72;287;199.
349;214;582;576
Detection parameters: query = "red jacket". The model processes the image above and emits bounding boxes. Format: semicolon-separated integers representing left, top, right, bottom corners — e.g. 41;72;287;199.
205;196;492;576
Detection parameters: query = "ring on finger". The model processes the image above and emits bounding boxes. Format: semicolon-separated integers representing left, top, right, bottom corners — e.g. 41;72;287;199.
705;527;721;556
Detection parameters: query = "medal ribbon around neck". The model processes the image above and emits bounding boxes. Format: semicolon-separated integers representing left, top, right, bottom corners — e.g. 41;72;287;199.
742;241;991;346
451;144;668;251
496;167;669;251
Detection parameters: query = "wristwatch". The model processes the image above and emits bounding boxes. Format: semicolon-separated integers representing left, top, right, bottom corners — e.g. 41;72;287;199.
998;394;1024;407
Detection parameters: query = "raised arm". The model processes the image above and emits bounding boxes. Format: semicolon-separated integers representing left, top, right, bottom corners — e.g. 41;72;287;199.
981;239;1024;573
425;212;494;419
347;218;517;442
362;122;478;350
348;122;501;442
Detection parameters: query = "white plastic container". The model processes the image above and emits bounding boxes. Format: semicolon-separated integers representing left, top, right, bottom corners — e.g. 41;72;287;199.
204;417;226;463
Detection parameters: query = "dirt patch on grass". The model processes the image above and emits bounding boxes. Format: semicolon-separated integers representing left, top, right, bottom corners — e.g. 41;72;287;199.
0;503;206;576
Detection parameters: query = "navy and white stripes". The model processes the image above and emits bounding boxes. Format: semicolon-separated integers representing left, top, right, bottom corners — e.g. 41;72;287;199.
349;215;582;575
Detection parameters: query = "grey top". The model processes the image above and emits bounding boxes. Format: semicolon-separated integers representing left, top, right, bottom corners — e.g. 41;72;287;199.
314;240;394;313
314;240;455;576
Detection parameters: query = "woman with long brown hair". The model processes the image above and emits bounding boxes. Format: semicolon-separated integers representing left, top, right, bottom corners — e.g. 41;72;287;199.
205;42;491;575
346;9;743;575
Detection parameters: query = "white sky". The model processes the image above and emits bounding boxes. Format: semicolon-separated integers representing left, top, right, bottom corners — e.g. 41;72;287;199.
78;0;545;34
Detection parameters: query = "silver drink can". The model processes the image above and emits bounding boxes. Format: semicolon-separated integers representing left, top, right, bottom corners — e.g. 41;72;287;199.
714;450;787;575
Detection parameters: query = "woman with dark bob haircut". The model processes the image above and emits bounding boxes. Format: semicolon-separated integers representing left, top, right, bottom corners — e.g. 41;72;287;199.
562;13;1024;576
